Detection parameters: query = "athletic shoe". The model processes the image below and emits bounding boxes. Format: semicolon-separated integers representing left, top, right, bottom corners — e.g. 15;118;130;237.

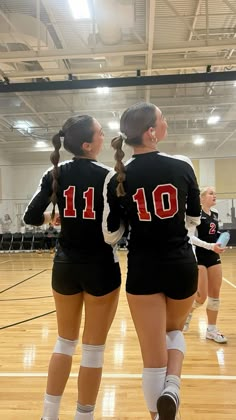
206;330;227;343
157;391;178;420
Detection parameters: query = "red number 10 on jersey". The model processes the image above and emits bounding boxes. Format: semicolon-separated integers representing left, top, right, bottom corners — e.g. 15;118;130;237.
63;186;96;219
133;184;178;221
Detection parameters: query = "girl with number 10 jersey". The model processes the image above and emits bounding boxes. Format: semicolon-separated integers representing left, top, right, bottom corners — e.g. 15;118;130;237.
103;102;201;420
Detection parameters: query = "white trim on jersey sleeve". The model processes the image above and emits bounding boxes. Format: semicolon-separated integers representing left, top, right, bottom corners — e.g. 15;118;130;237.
125;157;135;166
91;161;113;171
102;170;125;246
159;152;194;170
23;159;73;223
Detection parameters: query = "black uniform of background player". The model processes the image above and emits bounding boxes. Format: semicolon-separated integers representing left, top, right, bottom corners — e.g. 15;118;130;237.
194;209;221;268
24;158;121;295
105;151;201;299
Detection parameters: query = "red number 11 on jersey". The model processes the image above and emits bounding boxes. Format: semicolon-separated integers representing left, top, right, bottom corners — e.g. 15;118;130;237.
63;186;96;219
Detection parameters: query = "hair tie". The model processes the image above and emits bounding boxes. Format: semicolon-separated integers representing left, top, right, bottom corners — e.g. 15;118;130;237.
59;130;64;138
119;132;127;141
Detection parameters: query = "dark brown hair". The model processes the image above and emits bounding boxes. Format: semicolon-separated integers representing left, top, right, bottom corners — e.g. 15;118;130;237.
111;102;157;197
50;115;94;219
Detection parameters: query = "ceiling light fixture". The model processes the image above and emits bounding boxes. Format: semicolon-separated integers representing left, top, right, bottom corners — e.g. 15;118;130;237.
193;136;205;145
207;115;220;125
35;141;47;148
108;121;119;130
15;121;31;131
96;87;109;94
68;0;91;19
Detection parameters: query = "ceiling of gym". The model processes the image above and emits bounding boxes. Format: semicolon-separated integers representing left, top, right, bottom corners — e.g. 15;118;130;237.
0;0;236;163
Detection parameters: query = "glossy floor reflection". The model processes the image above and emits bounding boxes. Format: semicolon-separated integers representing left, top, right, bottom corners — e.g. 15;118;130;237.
0;250;236;419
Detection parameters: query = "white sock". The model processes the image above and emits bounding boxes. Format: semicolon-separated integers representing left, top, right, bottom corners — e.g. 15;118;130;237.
207;324;216;332
74;411;94;419
74;403;95;419
142;367;167;412
42;393;62;419
163;375;180;407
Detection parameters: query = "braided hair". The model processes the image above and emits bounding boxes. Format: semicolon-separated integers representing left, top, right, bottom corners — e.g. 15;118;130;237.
111;102;157;197
50;115;95;219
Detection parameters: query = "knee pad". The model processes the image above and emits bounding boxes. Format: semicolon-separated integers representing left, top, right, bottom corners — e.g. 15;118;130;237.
53;336;78;356
192;300;203;309
142;367;167;412
166;331;186;355
81;344;105;368
207;297;220;311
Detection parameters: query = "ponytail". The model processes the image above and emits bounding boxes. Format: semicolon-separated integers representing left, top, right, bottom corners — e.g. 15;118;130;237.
111;134;126;197
50;131;62;219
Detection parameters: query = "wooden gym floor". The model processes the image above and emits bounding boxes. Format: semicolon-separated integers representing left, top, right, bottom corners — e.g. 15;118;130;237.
0;249;236;419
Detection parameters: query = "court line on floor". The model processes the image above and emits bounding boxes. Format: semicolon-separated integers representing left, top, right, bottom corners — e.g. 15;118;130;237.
0;373;236;380
0;259;10;265
0;269;47;294
223;277;236;289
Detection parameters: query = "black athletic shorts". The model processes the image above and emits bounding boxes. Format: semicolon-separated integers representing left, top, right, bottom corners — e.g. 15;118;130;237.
196;249;221;268
126;254;198;299
52;249;121;296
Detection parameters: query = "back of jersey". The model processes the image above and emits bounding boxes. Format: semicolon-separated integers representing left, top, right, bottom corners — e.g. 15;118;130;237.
120;152;200;261
24;158;114;263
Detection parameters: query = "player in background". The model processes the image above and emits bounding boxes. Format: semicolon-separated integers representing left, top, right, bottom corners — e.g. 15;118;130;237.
24;115;121;420
102;102;201;420
183;186;227;344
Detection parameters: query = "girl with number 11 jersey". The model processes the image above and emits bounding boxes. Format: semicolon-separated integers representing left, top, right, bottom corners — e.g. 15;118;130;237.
24;115;121;420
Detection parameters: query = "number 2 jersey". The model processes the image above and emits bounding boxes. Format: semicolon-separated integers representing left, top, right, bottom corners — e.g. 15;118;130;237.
23;158;116;263
103;151;201;263
191;208;220;254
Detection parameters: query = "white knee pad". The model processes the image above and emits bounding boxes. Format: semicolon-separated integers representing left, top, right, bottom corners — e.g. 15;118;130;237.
142;367;167;412
81;344;105;368
53;336;78;356
192;300;203;310
207;297;220;311
166;330;186;355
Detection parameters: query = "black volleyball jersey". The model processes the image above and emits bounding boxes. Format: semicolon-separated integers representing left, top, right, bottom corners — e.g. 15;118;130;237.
24;158;115;263
196;209;219;244
104;152;201;262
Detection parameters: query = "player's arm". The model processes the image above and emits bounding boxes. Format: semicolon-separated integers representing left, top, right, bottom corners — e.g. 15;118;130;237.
185;163;201;236
23;171;53;226
102;171;125;246
190;233;225;254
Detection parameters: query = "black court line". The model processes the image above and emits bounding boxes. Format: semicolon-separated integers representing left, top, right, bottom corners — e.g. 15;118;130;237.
0;295;52;302
0;269;47;294
0;310;56;330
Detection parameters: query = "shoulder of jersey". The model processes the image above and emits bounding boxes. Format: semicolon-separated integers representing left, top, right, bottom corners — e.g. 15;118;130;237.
42;159;74;177
211;207;218;214
91;161;113;172
159;152;194;169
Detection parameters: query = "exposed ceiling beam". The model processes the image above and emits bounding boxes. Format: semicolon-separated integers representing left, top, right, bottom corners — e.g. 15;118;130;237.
15;95;48;125
1;39;236;62
4;57;236;79
222;0;236;15
215;127;236;151
0;10;32;50
147;0;156;76
188;0;202;42
163;0;201;40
